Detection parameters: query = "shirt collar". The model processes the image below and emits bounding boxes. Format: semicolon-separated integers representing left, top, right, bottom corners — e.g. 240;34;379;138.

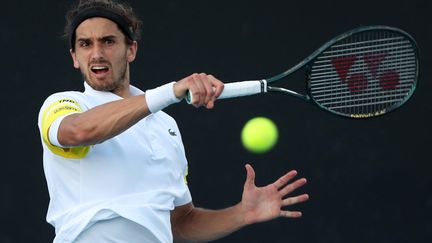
83;81;144;100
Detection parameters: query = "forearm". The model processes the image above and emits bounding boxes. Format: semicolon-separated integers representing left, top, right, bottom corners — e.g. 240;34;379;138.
58;94;150;146
173;204;248;243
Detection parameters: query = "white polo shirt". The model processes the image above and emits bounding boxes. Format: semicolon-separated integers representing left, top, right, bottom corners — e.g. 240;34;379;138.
38;82;191;243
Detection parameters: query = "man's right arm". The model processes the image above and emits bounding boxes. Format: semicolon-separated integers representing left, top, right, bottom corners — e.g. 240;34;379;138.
57;94;149;147
56;73;224;147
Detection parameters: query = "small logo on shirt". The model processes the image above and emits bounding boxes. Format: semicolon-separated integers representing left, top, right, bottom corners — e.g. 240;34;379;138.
168;129;177;136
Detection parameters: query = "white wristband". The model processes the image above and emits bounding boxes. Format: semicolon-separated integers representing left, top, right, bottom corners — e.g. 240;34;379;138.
145;82;182;113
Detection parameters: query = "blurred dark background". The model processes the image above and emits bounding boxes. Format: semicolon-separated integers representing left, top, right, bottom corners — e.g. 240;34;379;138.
2;0;431;242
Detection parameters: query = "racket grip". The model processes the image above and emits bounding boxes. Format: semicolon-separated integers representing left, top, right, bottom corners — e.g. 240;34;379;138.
185;80;267;104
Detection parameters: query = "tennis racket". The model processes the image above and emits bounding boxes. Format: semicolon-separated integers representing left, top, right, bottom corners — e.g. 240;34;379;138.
186;25;419;118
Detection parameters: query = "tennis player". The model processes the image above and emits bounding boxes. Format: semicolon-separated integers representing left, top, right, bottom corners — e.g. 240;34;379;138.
37;0;309;242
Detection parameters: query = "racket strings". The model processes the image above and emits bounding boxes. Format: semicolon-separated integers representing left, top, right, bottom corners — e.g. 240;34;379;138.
319;40;411;56
311;59;416;79
309;30;417;117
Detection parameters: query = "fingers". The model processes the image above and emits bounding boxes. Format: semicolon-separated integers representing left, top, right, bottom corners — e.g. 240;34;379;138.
191;74;207;106
208;74;224;98
279;178;307;197
280;194;309;218
280;210;303;218
244;163;256;189
186;73;224;108
273;170;298;190
282;193;309;206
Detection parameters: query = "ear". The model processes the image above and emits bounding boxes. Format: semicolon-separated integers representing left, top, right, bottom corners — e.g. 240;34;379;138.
70;49;80;69
127;41;138;63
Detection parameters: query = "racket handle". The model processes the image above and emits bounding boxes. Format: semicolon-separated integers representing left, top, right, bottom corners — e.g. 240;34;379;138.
185;80;267;104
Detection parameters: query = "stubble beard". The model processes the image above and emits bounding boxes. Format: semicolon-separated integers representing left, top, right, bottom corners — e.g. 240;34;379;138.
82;60;128;92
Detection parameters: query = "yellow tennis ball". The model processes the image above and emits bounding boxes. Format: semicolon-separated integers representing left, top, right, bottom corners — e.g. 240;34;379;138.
241;117;278;154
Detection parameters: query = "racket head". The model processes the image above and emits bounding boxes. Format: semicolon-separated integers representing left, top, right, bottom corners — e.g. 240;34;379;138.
306;26;419;118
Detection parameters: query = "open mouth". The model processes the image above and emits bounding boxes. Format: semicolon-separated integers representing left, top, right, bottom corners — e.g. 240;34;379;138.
91;65;109;75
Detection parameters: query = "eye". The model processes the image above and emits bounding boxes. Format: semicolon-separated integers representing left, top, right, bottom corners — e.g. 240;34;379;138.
104;38;115;45
78;40;90;48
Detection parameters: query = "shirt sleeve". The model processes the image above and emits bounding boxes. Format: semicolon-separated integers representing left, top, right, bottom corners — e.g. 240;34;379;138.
39;94;91;159
174;184;192;207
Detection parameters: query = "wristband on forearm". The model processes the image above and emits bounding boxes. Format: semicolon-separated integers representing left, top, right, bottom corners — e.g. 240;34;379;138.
145;82;182;113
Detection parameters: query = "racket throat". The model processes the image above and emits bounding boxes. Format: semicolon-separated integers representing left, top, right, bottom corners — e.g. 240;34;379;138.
267;86;309;101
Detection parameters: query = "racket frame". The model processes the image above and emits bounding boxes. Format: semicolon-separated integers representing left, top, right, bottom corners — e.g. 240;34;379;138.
264;25;419;118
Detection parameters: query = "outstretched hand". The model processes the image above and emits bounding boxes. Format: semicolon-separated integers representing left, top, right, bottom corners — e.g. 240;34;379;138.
240;164;309;225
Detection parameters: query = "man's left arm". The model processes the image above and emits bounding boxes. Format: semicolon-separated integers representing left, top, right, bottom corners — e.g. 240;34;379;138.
171;164;309;242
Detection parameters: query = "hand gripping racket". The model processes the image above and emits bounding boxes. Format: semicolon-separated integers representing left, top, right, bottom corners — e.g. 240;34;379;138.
186;26;419;118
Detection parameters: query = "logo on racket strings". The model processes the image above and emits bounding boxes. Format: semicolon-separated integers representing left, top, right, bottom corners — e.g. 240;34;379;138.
331;53;400;94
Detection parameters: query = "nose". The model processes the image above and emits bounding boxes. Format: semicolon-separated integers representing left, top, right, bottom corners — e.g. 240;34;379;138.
90;42;105;61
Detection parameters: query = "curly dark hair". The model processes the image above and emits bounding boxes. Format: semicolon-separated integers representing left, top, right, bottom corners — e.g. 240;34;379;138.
64;0;142;50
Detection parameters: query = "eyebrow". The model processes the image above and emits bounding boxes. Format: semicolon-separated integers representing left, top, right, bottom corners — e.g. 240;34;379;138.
76;35;118;43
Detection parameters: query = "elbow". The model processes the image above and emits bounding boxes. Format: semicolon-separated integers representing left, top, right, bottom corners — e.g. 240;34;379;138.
59;123;98;147
72;127;95;146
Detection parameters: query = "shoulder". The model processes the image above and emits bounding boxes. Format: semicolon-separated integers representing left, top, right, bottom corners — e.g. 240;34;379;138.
39;91;87;112
42;91;85;106
38;91;88;124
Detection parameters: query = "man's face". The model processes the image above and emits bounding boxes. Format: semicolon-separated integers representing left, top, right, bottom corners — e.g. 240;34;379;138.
70;17;137;93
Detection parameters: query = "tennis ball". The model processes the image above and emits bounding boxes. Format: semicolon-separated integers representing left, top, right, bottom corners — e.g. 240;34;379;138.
241;117;278;154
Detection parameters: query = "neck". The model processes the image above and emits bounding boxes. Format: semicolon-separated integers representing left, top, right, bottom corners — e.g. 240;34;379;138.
112;65;132;98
